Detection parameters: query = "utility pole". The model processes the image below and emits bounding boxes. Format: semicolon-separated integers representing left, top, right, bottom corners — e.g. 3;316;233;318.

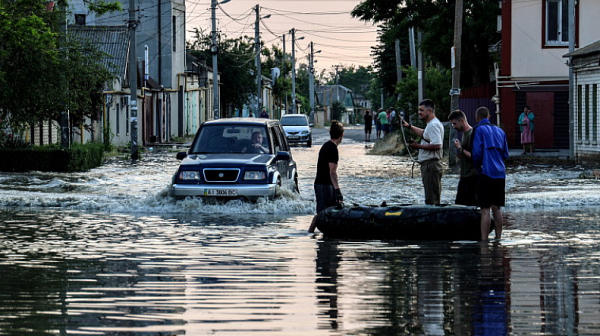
449;0;463;167
568;0;575;160
417;30;424;103
395;38;402;100
128;0;139;161
450;0;463;112
308;42;320;120
210;0;222;120
291;28;297;114
254;4;262;115
59;5;69;149
409;27;416;68
282;34;287;114
290;28;303;114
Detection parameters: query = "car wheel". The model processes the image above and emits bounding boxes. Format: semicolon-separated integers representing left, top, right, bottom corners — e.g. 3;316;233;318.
274;177;283;198
307;137;312;147
294;175;299;193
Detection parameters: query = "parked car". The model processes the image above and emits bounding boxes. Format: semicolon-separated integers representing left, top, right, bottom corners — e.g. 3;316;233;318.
170;118;299;201
280;114;312;147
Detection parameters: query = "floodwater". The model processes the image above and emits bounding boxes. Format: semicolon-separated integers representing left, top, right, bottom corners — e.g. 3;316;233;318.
1;130;600;335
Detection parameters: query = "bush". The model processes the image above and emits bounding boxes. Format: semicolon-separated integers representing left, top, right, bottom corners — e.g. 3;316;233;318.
0;142;105;172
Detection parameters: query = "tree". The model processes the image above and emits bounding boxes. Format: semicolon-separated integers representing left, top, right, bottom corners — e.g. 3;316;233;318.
331;65;375;97
352;0;500;89
0;0;120;144
188;29;257;117
262;45;291;115
395;66;451;124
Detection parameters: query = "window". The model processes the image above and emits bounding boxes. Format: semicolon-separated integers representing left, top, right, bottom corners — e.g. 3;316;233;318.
172;16;177;52
544;0;575;47
577;85;582;140
116;103;120;135
594;84;598;143
585;85;590;141
74;14;86;26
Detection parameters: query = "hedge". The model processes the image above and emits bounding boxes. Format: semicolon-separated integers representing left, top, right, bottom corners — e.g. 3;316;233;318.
0;142;105;172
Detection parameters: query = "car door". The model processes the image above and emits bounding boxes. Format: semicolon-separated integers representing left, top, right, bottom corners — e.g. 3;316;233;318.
269;126;290;180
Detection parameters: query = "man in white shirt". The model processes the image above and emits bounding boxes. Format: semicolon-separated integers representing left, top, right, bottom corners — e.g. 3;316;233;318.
401;99;444;205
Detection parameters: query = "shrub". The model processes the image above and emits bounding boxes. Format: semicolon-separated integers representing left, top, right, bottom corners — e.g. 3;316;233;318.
0;142;105;172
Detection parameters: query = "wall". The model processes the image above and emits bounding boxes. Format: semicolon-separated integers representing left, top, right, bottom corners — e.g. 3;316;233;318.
574;66;600;162
510;0;600;80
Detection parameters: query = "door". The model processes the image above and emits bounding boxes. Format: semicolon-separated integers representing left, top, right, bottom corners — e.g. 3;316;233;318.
526;92;554;149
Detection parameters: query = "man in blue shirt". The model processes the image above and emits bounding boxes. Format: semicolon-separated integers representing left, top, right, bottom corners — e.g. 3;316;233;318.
471;107;509;240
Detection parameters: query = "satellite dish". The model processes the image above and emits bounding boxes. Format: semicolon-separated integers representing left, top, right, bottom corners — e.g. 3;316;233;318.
271;67;280;83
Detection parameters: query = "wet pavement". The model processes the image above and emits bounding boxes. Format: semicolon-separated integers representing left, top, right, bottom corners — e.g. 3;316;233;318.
0;126;599;335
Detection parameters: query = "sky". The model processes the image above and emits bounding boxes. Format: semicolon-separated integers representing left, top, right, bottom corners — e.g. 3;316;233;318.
185;0;380;75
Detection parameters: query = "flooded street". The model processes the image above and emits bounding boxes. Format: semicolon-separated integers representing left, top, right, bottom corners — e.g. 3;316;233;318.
1;128;600;335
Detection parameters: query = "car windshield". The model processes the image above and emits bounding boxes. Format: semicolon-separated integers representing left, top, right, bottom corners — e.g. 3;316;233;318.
190;125;272;154
281;116;308;126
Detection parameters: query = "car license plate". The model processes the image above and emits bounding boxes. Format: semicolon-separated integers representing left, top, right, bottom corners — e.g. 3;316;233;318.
289;136;299;140
204;189;238;196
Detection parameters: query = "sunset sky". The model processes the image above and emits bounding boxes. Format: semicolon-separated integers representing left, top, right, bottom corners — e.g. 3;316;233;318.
186;0;380;75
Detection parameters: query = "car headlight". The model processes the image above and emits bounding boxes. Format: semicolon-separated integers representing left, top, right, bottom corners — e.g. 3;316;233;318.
244;170;266;180
301;130;309;135
178;170;200;181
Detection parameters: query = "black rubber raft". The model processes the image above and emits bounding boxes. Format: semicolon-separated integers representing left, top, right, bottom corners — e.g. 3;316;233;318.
315;204;493;240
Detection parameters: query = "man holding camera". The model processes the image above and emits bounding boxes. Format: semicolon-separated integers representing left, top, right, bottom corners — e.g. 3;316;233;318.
402;99;445;205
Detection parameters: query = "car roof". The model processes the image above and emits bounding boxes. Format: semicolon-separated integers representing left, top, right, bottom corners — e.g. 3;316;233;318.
281;114;307;118
202;118;281;127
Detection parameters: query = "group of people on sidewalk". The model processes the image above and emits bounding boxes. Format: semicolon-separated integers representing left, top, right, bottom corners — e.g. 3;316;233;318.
309;99;511;241
363;107;402;142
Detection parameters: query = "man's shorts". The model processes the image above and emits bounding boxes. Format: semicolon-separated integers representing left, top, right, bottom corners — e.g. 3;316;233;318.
455;175;478;206
314;184;336;213
477;175;505;208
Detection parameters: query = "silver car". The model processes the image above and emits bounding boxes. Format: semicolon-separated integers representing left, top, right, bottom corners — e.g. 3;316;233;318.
170;118;299;201
281;114;312;147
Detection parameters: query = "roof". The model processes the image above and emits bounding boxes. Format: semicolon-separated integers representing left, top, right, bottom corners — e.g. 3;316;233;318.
67;25;129;78
563;40;600;58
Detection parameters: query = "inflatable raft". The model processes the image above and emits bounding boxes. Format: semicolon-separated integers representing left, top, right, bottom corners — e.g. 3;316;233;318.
315;204;493;240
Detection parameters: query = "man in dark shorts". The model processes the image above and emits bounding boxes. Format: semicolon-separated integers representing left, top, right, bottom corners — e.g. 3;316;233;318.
449;110;477;206
308;120;345;233
471;107;509;240
363;110;373;142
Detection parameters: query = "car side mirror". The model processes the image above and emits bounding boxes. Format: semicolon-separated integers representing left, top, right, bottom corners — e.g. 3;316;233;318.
274;151;290;161
309;123;314;127
176;152;187;160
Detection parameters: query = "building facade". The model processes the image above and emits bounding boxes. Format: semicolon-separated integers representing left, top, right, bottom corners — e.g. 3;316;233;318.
68;0;214;146
565;40;600;162
499;0;600;149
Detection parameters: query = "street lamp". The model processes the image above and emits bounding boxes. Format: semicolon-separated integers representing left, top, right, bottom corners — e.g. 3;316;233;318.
291;28;304;114
211;0;230;120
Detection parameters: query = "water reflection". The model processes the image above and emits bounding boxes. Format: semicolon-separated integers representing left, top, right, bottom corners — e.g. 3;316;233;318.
314;227;600;336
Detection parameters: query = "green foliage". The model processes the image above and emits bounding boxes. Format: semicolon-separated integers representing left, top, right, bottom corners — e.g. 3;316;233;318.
331;101;344;121
395;66;452;124
0;142;105;172
87;0;122;16
187;29;257;116
0;0;115;140
352;0;500;101
103;121;114;152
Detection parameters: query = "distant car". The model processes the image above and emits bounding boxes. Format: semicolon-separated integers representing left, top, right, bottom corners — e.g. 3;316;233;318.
170;118;299;201
280;114;312;147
